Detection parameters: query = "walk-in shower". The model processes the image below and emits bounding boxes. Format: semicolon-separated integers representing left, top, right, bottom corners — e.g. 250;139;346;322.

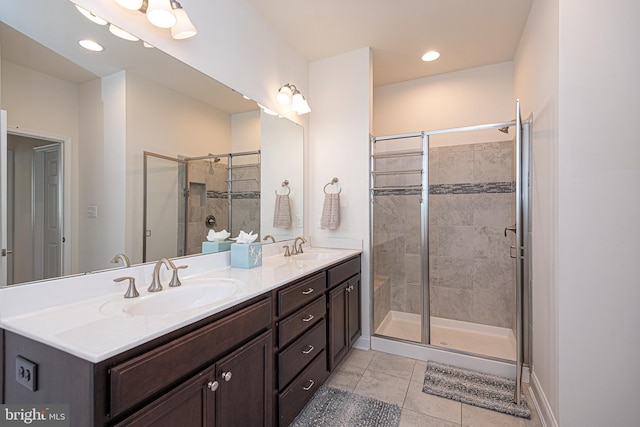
370;101;531;398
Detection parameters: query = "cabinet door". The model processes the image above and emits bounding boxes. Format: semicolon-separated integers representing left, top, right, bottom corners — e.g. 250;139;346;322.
348;274;362;346
216;331;273;427
328;281;349;371
113;367;216;427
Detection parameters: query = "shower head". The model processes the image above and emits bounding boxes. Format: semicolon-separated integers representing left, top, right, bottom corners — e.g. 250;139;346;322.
498;126;509;134
213;157;221;163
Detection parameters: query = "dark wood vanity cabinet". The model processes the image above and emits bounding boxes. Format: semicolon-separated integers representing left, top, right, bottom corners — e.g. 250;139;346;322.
1;254;362;427
114;331;272;427
2;295;273;427
327;259;362;371
274;272;329;427
273;255;362;426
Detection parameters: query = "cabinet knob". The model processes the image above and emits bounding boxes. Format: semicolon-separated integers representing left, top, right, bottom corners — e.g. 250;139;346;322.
302;314;314;322
302;288;315;295
302;345;314;355
207;381;219;392
222;371;232;382
302;379;315;391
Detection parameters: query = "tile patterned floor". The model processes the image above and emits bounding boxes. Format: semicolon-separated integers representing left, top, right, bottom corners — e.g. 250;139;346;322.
325;349;543;427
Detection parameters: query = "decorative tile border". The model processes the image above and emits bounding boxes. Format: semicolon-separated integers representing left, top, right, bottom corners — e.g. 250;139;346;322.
372;181;514;196
430;181;514;195
207;190;261;200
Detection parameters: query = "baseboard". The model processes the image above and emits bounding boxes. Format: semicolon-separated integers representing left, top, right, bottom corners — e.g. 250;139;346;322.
529;372;559;427
353;335;370;350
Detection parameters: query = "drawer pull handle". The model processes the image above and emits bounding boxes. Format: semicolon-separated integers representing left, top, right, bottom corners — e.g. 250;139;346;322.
302;345;314;354
302;379;315;391
222;371;232;382
302;288;315;295
207;381;219;392
302;314;314;322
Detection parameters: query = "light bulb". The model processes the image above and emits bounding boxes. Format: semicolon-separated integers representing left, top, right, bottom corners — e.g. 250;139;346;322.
115;0;143;10
277;85;293;105
171;8;197;39
291;91;305;112
146;0;177;28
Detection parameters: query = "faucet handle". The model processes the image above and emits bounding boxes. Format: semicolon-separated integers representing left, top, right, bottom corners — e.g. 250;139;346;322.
114;276;139;298
169;264;188;287
283;245;291;257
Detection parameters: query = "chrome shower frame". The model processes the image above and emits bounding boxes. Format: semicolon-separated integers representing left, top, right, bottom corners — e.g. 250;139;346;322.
369;101;531;402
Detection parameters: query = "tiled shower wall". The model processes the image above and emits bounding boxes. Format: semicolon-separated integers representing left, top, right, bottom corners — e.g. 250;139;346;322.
184;160;229;256
183;160;261;256
373;140;515;331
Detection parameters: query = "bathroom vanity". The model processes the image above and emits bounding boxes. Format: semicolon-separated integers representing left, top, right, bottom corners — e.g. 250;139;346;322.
0;248;361;427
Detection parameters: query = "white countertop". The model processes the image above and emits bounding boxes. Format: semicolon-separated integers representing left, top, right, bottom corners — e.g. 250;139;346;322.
0;245;361;363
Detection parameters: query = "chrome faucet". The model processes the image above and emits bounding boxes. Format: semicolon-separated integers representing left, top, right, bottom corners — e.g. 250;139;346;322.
292;236;307;255
167;260;188;287
149;258;172;292
263;235;276;243
114;276;139;298
111;253;131;267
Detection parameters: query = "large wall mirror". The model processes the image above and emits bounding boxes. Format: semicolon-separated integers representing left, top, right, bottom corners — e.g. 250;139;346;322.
0;0;304;287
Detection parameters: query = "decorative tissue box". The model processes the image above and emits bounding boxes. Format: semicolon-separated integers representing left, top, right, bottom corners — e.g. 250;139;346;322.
202;241;232;254
230;242;262;268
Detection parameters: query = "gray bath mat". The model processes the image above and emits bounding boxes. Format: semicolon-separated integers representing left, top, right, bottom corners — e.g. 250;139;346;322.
290;385;401;427
422;361;531;419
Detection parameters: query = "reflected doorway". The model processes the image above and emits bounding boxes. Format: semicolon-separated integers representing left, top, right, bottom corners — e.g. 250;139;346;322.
6;133;63;285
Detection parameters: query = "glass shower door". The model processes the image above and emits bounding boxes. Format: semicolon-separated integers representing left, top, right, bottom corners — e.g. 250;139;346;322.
371;134;425;343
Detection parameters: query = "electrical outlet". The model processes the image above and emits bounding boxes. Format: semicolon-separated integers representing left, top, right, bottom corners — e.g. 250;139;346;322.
16;356;37;391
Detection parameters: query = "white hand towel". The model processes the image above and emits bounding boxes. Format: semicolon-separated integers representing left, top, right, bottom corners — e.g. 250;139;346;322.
273;194;292;228
320;193;340;230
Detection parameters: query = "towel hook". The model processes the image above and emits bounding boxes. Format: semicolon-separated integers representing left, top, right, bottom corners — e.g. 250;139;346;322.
323;177;341;194
276;179;291;195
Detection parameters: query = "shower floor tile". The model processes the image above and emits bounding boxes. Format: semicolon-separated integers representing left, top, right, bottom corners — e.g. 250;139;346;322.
376;311;516;360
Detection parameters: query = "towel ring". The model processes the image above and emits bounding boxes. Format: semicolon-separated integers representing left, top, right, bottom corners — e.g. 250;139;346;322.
276;179;291;195
323;177;341;194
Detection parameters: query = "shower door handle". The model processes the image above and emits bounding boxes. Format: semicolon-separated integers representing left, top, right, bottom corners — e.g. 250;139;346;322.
504;224;517;237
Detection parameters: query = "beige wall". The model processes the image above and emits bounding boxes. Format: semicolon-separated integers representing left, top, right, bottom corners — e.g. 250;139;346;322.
125;71;233;263
374;61;514;147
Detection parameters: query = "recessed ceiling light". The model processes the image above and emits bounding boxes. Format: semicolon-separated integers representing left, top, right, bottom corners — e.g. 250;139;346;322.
109;24;139;41
79;39;104;52
421;50;440;62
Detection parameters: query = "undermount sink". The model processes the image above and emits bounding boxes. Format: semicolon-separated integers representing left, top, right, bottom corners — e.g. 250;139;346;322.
293;250;342;261
123;278;241;316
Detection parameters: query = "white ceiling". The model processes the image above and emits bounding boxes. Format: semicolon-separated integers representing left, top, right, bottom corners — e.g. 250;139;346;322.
246;0;533;87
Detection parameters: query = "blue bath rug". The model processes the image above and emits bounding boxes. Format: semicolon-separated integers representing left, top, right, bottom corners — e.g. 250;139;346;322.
422;361;531;419
290;385;401;427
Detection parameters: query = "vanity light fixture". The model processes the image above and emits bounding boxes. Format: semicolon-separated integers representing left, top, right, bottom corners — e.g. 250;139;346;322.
110;0;198;39
276;84;311;115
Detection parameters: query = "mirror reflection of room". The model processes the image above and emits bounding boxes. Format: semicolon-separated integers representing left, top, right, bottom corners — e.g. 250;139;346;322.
0;0;304;287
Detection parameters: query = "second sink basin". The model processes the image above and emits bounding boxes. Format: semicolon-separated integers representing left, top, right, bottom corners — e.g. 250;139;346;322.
123;278;241;316
294;250;343;261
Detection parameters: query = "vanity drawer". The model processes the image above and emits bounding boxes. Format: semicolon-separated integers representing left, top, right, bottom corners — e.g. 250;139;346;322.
109;297;271;417
327;256;361;289
277;272;326;317
278;350;329;427
278;319;326;390
278;296;326;348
